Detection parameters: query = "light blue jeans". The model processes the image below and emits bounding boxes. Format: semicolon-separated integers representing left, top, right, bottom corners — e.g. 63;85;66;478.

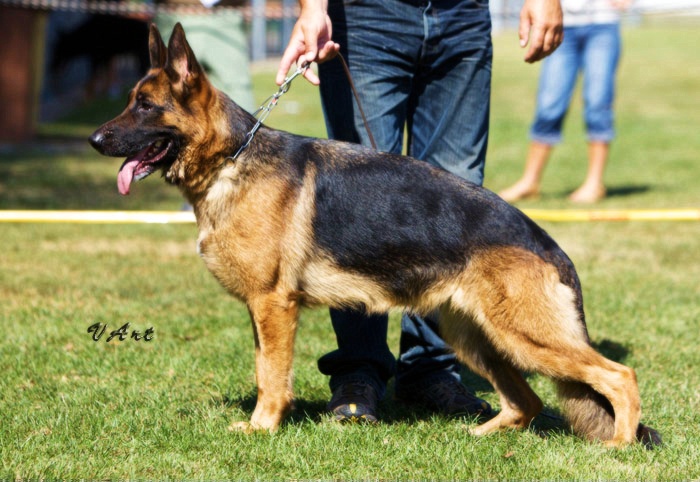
316;0;492;398
531;23;621;145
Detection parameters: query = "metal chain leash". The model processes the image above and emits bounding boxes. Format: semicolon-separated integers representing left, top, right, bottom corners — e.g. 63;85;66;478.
226;61;310;162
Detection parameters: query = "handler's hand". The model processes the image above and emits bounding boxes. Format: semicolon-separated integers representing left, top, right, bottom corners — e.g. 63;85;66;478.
519;0;563;63
276;2;340;85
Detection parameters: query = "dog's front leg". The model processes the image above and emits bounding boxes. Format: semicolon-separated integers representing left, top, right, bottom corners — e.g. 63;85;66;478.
229;292;299;433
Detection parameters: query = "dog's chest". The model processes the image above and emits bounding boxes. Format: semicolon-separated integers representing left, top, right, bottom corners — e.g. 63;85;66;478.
195;221;285;302
196;228;246;300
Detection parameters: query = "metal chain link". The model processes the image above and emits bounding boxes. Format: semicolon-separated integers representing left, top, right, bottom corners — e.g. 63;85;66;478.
226;61;310;162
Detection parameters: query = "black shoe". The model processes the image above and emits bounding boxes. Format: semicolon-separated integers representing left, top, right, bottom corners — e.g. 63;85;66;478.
395;376;492;417
327;381;379;423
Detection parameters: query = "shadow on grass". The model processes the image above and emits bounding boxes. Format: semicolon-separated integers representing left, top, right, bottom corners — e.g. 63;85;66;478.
606;184;652;198
592;338;631;363
211;382;572;443
210;338;629;438
212;390;329;425
214;391;257;412
543;184;652;201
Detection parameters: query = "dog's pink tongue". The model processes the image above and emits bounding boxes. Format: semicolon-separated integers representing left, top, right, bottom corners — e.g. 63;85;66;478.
117;159;140;195
117;146;150;195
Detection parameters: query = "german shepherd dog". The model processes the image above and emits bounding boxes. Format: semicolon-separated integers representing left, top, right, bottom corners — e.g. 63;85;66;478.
89;24;660;448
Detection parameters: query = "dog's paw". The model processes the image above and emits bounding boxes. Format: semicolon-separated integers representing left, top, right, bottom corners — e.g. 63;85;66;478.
602;439;632;449
468;419;502;436
227;420;281;434
637;424;663;449
227;421;256;434
603;433;647;449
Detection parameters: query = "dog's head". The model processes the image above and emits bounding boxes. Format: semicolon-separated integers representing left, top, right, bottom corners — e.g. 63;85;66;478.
89;23;217;195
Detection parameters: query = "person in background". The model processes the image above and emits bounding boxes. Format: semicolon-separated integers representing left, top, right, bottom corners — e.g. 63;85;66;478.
156;0;254;112
499;0;631;204
276;0;563;423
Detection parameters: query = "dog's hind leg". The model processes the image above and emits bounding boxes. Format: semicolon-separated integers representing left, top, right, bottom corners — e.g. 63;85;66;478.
555;353;641;448
449;247;642;446
439;307;543;435
229;292;299;433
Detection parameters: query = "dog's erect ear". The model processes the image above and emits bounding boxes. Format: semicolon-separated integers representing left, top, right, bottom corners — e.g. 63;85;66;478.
165;23;204;93
149;24;167;69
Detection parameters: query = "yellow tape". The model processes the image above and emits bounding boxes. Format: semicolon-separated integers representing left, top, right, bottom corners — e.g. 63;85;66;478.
522;208;700;222
0;209;698;224
0;210;196;224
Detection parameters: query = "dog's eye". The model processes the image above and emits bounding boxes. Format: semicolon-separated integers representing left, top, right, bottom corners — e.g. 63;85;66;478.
135;93;155;113
138;100;154;112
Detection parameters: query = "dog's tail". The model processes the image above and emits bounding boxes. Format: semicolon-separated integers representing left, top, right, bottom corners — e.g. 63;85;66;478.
555;380;615;440
555;380;662;448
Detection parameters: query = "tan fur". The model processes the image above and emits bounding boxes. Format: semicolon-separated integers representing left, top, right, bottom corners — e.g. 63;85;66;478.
438;247;641;445
301;256;393;311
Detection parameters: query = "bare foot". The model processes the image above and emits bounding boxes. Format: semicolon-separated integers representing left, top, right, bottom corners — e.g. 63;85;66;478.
499;181;540;202
569;184;606;203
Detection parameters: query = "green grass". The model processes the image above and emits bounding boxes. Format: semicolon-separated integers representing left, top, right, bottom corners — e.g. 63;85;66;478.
1;23;700;479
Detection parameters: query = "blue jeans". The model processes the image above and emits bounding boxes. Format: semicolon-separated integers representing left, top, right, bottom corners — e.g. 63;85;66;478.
531;23;621;145
316;0;492;398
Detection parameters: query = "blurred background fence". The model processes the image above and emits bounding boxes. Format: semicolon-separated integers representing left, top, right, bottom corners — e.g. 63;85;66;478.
0;0;699;142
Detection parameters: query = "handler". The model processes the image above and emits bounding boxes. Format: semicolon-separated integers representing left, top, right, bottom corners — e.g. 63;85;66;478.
276;0;563;423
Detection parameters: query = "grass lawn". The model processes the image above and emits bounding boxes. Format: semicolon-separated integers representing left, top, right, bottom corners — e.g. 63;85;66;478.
1;22;699;479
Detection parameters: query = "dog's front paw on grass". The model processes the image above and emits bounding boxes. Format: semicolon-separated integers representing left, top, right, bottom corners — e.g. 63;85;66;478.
227;420;280;434
228;421;256;434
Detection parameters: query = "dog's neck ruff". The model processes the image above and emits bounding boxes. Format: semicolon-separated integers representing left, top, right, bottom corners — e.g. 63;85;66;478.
225;62;310;163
